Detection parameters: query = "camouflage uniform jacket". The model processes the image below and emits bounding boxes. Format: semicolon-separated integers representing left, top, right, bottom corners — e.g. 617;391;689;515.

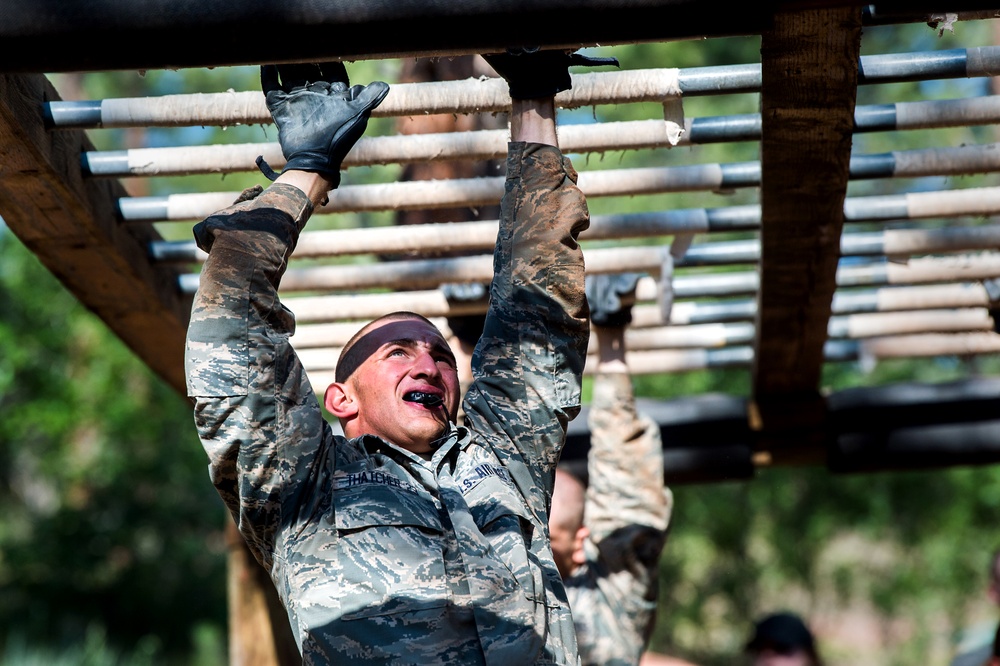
185;142;590;665
564;371;673;666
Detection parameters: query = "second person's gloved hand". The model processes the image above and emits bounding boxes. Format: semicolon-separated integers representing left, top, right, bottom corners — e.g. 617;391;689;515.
586;272;642;328
483;47;619;99
257;62;389;188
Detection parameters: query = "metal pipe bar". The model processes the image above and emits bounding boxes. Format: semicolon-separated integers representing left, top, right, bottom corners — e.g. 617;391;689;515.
280;281;992;328
855;95;1000;132
121;141;1000;223
676;225;1000;266
45;46;1000;130
177;250;1000;296
303;346;756;389
84;95;1000;178
301;329;1000;387
851;143;1000;180
121;162;762;222
84;120;683;178
857;331;1000;358
826;332;1000;363
827;307;994;338
844;185;1000;221
292;306;992;353
294;321;759;354
149;191;1000;266
836;282;992;313
151;185;1000;263
857;49;969;83
49;69;686;130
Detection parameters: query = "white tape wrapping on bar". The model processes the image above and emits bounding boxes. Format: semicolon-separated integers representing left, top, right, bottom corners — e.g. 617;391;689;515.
102;90;267;128
95;68;684;127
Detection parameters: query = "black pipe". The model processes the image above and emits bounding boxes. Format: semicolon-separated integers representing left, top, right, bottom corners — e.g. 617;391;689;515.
560;379;1000;484
0;0;780;74
5;0;1000;74
828;377;1000;473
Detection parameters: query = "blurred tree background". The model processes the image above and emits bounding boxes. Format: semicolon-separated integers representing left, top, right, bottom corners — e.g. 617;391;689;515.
0;225;228;665
1;18;999;666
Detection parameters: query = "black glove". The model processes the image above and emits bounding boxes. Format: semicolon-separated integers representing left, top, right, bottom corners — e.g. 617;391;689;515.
985;278;1000;333
257;62;389;188
482;47;619;99
441;282;489;346
586;272;642;328
441;281;489;303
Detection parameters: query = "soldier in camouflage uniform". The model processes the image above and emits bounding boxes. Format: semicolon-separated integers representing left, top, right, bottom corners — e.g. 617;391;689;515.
184;52;617;665
549;273;674;666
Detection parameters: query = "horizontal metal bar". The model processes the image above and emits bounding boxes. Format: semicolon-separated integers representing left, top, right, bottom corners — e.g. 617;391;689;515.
280;281;992;331
121;140;1000;222
301;331;1000;387
293;306;992;353
858;47;970;83
149;184;1000;262
177;250;1000;297
45;46;1000;130
83;95;1000;178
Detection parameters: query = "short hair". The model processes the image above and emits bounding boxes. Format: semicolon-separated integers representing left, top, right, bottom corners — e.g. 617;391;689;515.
746;612;822;666
335;311;441;383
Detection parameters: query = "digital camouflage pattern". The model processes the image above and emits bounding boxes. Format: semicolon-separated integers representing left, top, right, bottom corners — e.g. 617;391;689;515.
564;370;673;666
185;142;590;665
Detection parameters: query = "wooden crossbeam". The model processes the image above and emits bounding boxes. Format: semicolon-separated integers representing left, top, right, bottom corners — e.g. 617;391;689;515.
0;73;191;394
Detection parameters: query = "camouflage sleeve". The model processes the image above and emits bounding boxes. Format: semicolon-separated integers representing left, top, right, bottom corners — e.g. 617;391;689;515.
568;370;673;664
586;369;672;576
464;142;591;514
184;183;327;568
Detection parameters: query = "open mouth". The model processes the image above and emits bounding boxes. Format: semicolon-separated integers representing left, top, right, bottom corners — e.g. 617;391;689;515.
403;390;444;408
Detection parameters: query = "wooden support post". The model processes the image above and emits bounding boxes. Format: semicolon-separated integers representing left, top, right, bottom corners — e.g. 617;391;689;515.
752;6;863;454
226;521;301;666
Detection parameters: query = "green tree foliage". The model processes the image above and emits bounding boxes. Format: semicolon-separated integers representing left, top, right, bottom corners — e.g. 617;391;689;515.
0;228;227;662
651;461;1000;665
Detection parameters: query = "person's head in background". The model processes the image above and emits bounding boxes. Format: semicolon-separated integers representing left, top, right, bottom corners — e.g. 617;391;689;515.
548;462;589;579
745;612;823;666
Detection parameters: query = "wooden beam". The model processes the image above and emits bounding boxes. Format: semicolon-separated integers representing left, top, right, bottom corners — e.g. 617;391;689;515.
225;522;301;666
0;73;192;394
752;6;862;435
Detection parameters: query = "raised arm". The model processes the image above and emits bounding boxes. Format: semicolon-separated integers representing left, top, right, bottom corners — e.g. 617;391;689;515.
566;272;673;666
184;63;387;565
462;48;617;514
584;272;672;550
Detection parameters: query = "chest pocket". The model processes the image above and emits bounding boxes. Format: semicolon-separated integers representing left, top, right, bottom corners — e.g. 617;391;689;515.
332;483;449;620
464;474;546;603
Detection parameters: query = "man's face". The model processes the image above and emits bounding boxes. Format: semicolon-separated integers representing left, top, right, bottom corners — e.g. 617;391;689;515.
548;468;586;579
342;317;461;453
548;519;577;579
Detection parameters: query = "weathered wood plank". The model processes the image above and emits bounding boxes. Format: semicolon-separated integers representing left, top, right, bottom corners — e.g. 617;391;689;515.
0;73;192;394
753;6;862;436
